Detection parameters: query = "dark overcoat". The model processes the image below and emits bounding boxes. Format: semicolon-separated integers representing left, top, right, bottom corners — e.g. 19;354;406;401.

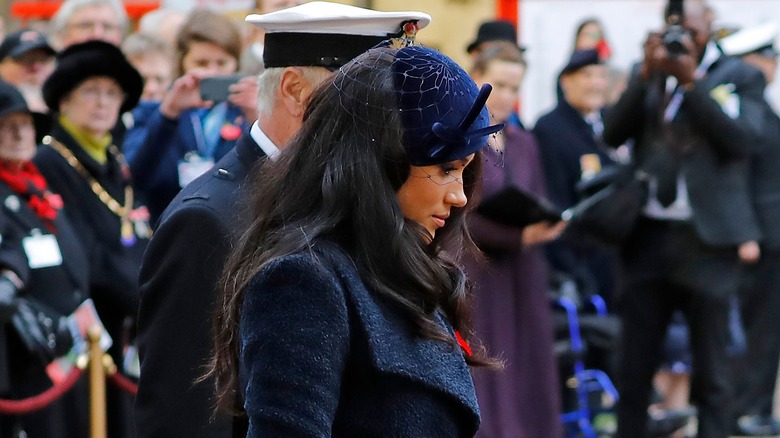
240;241;481;437
533;99;621;300
0;177;90;437
34;122;150;438
533;100;614;210
135;132;264;438
34;123;148;348
730;100;780;422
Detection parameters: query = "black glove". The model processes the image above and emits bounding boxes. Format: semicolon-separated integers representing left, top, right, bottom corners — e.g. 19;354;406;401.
0;275;18;322
10;298;74;365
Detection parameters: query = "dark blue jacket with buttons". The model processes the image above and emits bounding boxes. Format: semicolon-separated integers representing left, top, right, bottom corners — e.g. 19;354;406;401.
240;241;481;437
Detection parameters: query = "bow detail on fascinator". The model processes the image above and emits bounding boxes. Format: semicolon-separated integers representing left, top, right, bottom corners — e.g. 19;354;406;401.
429;84;504;159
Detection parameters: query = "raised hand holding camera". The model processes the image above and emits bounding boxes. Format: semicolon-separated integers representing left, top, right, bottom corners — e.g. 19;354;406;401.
663;0;688;57
641;0;699;85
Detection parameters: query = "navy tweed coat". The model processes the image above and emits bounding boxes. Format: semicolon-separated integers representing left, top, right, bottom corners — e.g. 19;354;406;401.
240;241;481;437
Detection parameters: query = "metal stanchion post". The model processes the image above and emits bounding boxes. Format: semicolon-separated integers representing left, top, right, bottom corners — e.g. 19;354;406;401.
88;326;107;438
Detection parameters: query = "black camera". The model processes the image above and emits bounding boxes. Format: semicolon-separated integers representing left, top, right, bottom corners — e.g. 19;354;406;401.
663;0;688;57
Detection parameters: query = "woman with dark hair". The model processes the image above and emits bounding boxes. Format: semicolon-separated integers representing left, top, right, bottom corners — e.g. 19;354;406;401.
123;8;258;221
34;40;149;438
573;18;611;59
207;44;503;437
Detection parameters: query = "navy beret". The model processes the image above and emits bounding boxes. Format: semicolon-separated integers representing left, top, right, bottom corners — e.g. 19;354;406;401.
393;46;503;166
561;48;603;75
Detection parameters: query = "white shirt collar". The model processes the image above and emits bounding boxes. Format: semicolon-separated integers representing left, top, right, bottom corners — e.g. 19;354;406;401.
699;40;721;74
250;121;280;161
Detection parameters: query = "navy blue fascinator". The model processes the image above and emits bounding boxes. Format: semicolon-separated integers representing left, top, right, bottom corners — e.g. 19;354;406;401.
393;46;503;166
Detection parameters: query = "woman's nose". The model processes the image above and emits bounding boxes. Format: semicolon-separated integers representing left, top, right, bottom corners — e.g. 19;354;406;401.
446;186;468;208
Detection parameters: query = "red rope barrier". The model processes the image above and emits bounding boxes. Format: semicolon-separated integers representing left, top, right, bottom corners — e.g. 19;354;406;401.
0;367;83;414
107;372;138;396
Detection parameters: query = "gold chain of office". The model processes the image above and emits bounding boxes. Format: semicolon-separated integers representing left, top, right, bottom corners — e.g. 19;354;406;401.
48;139;133;220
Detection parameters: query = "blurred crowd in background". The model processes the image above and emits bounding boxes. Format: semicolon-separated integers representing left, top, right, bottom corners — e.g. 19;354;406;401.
0;0;778;437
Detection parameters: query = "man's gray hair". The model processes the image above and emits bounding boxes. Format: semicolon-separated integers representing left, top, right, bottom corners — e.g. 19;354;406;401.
138;9;181;35
51;0;128;37
256;66;332;117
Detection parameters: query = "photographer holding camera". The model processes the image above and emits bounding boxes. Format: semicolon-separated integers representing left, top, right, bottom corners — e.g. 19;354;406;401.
602;0;769;437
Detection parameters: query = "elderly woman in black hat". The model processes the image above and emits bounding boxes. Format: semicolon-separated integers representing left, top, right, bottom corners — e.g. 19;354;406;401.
33;40;149;438
0;80;91;437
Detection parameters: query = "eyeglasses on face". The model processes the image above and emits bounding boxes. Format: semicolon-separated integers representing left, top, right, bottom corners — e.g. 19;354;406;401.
67;20;121;33
74;85;125;103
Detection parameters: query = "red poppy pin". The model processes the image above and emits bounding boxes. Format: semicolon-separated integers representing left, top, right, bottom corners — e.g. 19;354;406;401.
45;193;63;210
221;124;241;141
454;330;472;357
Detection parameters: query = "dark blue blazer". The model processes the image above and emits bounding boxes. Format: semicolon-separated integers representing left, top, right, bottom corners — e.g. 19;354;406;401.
123;102;250;221
751;104;780;250
135;132;265;438
533;100;615;210
534;99;620;298
240;241;480;437
603;56;766;246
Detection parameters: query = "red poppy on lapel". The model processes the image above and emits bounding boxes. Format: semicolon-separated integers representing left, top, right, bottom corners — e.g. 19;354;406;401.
221;124;242;141
454;330;472;357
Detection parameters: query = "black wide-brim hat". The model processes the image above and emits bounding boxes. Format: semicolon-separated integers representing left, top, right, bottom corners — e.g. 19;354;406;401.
0;79;51;142
43;40;143;113
466;20;525;54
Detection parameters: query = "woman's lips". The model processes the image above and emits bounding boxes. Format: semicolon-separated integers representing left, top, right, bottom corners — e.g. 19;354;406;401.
432;215;448;228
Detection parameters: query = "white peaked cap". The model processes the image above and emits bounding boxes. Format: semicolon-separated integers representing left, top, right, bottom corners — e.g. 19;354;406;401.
720;22;778;57
246;1;431;36
245;1;431;69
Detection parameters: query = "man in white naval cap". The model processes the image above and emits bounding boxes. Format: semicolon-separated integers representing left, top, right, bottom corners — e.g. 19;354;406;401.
721;22;778;84
721;22;780;437
134;3;430;437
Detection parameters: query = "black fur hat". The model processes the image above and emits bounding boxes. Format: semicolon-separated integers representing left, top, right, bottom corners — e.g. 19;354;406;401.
43;40;143;113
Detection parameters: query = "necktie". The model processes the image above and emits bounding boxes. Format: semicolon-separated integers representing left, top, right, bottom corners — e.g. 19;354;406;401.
585;112;603;139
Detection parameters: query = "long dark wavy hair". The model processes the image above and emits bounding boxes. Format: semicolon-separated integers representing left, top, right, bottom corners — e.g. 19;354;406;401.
206;46;497;414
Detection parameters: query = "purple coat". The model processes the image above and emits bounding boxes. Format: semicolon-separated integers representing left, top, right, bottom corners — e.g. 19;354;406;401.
464;125;562;438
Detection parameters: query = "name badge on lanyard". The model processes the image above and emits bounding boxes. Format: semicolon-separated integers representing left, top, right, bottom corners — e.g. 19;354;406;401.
23;229;63;269
178;153;214;188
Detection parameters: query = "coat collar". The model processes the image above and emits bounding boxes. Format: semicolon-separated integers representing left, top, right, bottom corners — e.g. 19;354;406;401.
235;128;268;170
318;243;481;429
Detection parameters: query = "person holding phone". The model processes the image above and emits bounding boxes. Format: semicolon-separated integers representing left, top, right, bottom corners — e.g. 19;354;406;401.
122;8;257;222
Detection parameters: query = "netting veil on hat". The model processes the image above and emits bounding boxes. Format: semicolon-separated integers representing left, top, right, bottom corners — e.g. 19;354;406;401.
334;44;504;166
